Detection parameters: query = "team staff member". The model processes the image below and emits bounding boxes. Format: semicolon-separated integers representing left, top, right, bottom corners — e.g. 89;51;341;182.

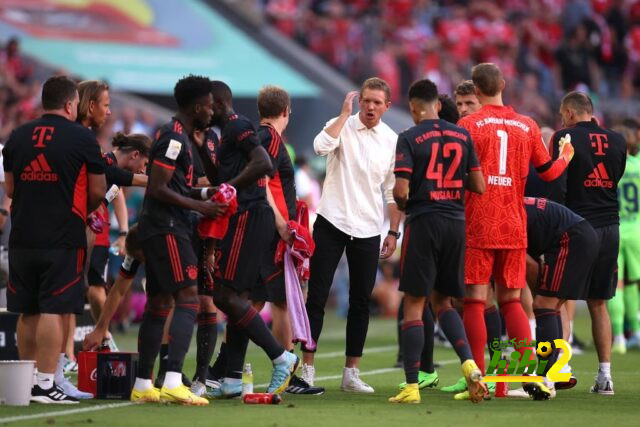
4;76;106;404
130;75;226;405
549;92;626;395
302;78;402;393
390;79;486;404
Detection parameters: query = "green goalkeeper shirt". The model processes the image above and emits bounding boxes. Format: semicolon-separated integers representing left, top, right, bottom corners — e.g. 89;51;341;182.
619;153;640;230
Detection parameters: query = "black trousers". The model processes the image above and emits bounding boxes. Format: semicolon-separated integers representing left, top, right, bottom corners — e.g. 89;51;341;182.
303;215;380;357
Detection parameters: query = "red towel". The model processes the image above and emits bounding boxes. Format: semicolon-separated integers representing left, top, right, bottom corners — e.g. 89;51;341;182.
275;201;315;280
197;184;238;240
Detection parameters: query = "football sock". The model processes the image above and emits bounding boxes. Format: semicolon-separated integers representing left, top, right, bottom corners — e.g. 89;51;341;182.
37;372;55;390
439;307;473;362
164;371;182;389
500;299;534;363
599;362;611;377
234;305;285;360
133;378;152;392
210;342;228;379
224;323;249;379
166;301;198;373
529;318;537;340
401;320;423;384
484;304;502;360
534;308;560;375
624;285;639;333
137;307;169;379
607;290;625;336
54;353;65;385
195;312;217;382
463;298;487;373
420;305;435;373
396;298;404;362
157;344;168;378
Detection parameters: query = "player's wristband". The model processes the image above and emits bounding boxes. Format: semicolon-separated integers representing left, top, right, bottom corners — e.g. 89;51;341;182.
118;230;128;237
388;230;401;239
201;188;209;200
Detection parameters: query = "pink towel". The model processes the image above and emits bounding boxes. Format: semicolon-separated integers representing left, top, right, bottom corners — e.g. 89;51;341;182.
283;246;315;350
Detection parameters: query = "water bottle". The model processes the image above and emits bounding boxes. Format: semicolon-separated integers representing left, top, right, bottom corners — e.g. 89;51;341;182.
243;393;282;405
241;363;253;396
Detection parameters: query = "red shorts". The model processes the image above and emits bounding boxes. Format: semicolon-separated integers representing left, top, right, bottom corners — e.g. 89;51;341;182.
464;247;526;288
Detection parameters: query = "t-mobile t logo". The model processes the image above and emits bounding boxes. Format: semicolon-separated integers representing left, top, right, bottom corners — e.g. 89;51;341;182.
589;133;609;156
32;126;55;148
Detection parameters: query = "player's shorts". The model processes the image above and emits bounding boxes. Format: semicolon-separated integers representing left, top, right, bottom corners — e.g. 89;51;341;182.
537;220;598;300
87;245;109;287
142;233;198;298
250;232;286;303
465;247;526;288
214;204;275;293
618;224;640;282
399;214;465;298
588;224;620;300
7;248;86;315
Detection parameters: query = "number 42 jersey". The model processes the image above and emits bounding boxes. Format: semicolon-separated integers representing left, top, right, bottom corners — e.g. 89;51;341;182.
394;119;480;221
458;105;568;249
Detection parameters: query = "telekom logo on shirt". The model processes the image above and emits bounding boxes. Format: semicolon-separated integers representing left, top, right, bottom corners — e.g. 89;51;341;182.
589;133;609;156
31;126;55;148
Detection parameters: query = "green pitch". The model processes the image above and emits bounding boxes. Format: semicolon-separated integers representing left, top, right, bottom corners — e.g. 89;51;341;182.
1;309;639;426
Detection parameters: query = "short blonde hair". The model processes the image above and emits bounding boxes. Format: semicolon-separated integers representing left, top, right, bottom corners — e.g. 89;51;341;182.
360;77;391;102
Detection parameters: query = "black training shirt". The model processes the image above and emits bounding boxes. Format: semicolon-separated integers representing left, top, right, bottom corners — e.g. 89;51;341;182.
548;121;626;227
2;114;104;249
525;197;584;257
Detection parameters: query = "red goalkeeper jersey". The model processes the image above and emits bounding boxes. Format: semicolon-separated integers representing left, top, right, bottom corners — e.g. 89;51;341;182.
458;105;566;249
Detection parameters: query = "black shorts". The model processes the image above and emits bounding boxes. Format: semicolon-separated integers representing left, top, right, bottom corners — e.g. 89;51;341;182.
214;205;275;293
7;248;86;314
588;224;620;300
399;214;465;298
142;234;198;298
87;245;109;287
537;220;598;300
250;233;286;303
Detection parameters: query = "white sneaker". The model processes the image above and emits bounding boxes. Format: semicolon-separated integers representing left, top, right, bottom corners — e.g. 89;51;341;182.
63;357;78;374
341;367;374;393
506;387;531;398
301;364;316;387
190;380;207;397
590;375;614;395
59;377;93;399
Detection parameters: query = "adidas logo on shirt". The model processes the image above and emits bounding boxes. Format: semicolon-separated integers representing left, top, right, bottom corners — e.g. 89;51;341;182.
20;153;58;182
584;162;613;188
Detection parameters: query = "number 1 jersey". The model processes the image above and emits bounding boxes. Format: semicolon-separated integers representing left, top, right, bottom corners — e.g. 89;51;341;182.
458;105;557;249
394;119;480;221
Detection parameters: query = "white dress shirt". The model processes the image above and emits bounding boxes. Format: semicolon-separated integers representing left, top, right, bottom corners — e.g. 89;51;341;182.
314;113;397;238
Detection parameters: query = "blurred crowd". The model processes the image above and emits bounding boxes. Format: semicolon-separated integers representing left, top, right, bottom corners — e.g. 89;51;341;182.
261;0;640;126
